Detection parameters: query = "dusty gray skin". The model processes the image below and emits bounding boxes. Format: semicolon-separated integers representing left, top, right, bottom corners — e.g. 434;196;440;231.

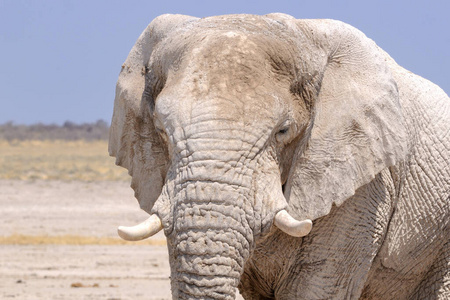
109;13;449;299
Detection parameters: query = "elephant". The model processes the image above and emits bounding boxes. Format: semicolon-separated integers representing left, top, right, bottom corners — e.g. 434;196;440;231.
109;13;449;299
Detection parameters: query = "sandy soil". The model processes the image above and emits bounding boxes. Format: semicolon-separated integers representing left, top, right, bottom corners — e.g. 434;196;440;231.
1;180;244;299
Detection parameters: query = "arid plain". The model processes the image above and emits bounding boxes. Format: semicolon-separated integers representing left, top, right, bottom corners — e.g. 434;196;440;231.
0;140;244;299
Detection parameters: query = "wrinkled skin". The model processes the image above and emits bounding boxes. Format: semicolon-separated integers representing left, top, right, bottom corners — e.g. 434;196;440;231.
109;14;449;299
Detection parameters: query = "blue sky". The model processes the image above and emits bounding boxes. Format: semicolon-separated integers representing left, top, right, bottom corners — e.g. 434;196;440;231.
0;0;448;125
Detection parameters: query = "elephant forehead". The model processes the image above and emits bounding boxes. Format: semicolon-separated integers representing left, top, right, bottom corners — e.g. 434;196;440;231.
164;34;292;110
155;20;297;90
179;32;279;92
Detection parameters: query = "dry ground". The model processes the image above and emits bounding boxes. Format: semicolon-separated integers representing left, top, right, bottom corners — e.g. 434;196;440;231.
0;140;129;181
0;140;244;299
1;180;171;299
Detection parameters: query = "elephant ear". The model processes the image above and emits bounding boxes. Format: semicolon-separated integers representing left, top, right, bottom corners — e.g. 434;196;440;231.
283;19;408;221
109;14;197;213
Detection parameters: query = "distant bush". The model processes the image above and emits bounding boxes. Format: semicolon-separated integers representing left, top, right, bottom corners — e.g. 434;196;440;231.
0;120;109;141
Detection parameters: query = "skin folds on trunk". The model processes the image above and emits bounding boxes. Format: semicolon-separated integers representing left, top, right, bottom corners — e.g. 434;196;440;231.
161;141;256;300
167;179;253;300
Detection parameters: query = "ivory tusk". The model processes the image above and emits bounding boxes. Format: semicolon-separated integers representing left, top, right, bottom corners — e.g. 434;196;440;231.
117;214;163;241
274;210;312;237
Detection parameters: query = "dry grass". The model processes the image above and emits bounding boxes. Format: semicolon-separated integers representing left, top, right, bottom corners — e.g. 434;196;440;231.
0;234;166;246
0;139;129;181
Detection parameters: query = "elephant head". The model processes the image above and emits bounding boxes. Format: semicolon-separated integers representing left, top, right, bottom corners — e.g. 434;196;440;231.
109;13;407;299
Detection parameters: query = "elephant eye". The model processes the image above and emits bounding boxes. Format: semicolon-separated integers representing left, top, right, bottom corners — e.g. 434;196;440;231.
275;125;291;143
275;118;297;144
278;127;289;134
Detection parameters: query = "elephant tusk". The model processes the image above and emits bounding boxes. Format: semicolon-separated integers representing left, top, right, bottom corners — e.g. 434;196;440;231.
117;214;163;241
274;210;312;237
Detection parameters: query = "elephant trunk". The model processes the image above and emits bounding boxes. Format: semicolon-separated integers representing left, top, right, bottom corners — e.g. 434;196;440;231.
168;180;253;300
